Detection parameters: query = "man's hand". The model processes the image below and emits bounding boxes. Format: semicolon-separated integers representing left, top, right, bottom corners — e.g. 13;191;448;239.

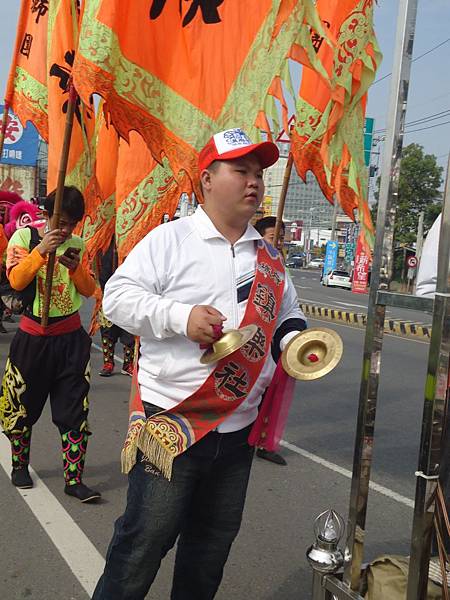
37;229;65;256
187;305;226;344
58;249;81;272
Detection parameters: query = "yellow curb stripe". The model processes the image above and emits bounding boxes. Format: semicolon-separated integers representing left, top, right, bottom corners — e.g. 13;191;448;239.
300;303;431;340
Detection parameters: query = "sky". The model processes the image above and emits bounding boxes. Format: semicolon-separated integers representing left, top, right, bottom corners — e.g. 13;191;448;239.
1;1;449;176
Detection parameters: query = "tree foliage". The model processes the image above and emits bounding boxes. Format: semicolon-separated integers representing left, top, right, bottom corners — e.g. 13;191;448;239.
372;143;443;245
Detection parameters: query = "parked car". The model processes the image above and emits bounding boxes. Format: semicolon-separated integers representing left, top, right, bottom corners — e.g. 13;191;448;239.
307;257;325;268
322;269;352;289
286;255;304;268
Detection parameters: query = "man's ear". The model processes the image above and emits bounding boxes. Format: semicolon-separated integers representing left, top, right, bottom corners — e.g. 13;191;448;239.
200;168;212;193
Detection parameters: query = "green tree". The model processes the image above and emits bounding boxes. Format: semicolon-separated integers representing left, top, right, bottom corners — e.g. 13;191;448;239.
372;143;443;244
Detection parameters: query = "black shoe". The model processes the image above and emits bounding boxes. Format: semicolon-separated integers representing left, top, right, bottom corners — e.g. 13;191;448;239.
11;466;33;489
64;482;101;503
256;448;287;466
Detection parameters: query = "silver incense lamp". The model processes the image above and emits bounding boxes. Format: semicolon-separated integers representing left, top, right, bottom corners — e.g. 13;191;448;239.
307;509;345;599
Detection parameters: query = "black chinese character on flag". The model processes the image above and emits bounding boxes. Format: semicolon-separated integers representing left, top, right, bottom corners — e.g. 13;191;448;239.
310;20;330;54
150;0;224;27
20;33;34;58
214;361;249;401
31;0;49;24
49;50;93;129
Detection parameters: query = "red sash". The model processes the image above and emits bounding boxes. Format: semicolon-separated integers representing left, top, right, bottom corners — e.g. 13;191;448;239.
19;312;81;336
122;240;286;479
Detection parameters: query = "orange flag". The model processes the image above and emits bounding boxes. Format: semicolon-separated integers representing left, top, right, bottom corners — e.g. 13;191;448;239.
79;111;119;259
290;0;381;249
46;0;107;260
4;0;49;140
115;131;188;263
72;0;318;193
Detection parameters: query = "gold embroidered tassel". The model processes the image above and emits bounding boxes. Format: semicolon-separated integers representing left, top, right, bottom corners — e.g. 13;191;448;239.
121;419;145;475
137;424;175;481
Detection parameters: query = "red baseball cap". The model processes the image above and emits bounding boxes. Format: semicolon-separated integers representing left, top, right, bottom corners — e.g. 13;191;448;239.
198;128;279;172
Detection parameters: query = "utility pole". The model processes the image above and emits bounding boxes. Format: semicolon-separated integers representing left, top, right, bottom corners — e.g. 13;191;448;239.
415;210;424;261
331;196;338;241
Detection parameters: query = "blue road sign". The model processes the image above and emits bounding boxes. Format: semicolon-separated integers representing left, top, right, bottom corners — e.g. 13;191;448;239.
323;240;339;277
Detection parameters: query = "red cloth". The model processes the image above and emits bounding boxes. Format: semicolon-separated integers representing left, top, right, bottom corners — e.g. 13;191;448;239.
248;359;296;452
19;312;81;336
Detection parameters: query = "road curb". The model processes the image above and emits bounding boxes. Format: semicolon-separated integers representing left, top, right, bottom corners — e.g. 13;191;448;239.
300;303;431;340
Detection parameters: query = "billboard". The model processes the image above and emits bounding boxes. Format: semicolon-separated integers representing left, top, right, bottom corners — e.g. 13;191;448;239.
263;195;272;216
0;106;40;167
0;164;37;200
352;234;370;294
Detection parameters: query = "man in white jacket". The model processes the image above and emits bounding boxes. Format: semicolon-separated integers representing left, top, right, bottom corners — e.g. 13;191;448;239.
93;128;307;600
416;212;449;559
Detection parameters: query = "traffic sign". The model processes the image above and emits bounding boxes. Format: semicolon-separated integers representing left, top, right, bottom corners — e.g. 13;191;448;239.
406;255;418;268
364;117;374;167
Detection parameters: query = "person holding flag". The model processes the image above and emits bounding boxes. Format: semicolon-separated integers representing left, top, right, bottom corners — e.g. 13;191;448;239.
93;129;307;599
0;186;101;503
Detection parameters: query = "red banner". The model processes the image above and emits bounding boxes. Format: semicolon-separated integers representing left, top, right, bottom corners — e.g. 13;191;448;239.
352;234;370;294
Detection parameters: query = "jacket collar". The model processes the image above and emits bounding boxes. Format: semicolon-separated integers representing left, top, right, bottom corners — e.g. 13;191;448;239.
192;205;262;243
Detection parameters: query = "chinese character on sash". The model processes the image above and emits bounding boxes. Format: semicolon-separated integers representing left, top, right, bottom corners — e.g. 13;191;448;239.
253;283;277;323
241;327;267;362
31;0;49;24
214;361;249;401
150;0;224;27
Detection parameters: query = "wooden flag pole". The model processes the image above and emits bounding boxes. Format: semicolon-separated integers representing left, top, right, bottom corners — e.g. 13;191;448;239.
273;153;293;250
41;83;77;327
0;102;10;162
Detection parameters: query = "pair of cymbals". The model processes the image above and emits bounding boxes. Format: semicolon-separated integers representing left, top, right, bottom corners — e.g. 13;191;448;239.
200;324;343;381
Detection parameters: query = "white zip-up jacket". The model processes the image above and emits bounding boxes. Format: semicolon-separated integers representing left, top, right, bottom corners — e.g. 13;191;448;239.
103;207;306;433
416;213;440;298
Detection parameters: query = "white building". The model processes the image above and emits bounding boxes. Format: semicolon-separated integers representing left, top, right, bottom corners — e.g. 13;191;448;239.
263;141;334;227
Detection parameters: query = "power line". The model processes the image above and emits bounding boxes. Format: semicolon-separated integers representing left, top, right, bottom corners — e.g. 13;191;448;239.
374;109;450;133
372;37;450;86
405;119;450;134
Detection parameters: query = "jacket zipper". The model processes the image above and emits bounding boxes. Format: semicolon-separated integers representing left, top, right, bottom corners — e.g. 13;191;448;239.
230;244;238;327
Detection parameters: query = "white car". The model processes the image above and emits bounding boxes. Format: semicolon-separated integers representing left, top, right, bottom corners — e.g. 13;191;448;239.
307;258;324;268
322;269;352;289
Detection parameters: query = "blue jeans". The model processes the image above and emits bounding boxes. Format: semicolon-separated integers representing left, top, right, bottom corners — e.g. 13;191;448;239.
92;412;254;600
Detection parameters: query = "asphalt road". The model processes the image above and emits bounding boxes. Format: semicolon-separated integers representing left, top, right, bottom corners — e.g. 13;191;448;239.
0;306;431;600
291;268;432;326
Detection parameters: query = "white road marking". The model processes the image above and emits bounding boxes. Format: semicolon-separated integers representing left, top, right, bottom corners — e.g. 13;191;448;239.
279;440;415;509
0;434;105;597
332;300;368;309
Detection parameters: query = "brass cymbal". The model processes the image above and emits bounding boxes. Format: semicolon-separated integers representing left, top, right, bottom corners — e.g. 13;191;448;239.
281;327;343;381
200;324;258;365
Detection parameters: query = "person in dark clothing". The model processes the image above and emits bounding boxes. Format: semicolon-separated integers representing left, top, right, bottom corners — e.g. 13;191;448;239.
98;237;135;377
